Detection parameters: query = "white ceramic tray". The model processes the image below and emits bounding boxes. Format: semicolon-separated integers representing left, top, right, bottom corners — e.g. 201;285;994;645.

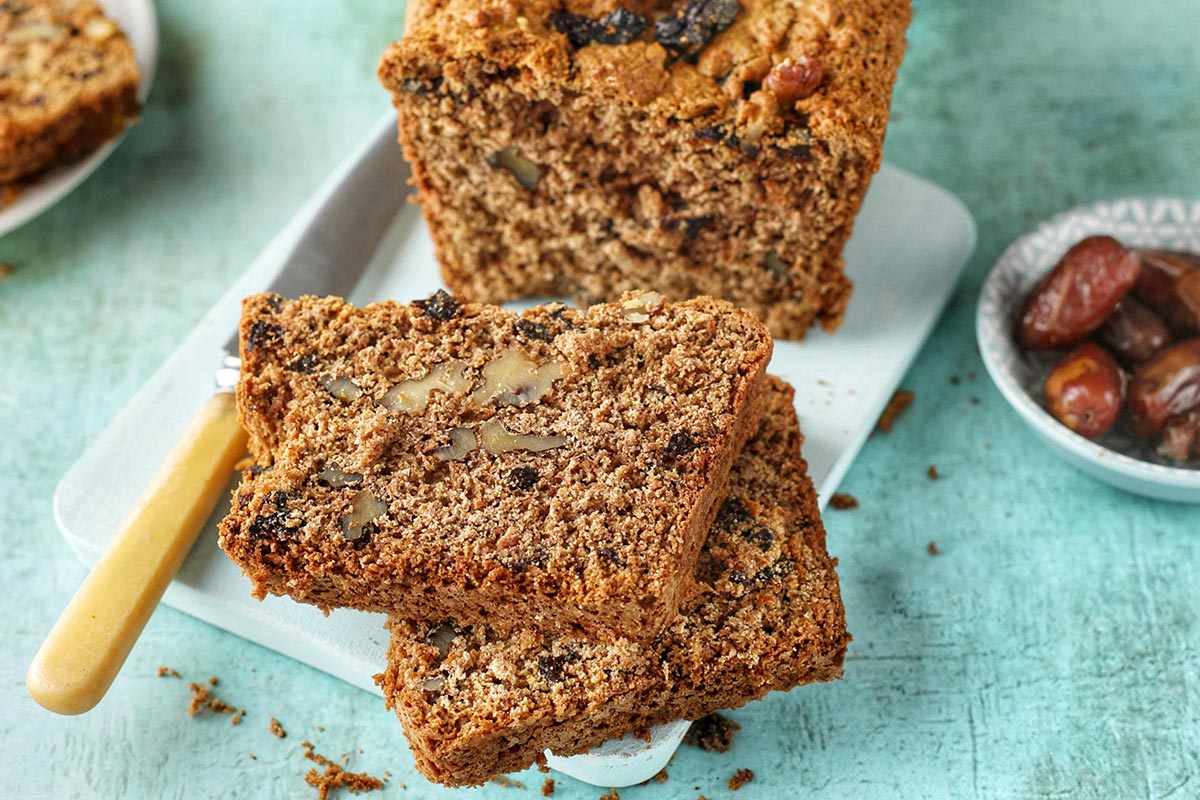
54;117;975;784
0;0;158;237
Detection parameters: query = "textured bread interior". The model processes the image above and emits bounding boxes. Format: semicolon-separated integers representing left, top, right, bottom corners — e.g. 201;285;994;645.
0;0;140;184
381;0;911;338
378;376;849;787
219;291;771;640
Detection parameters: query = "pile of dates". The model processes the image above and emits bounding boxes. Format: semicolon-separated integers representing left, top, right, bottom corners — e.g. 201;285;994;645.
1016;235;1200;462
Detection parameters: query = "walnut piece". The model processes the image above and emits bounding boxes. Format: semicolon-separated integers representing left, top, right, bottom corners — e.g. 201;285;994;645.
479;419;568;454
320;376;363;403
313;465;364;488
621;291;665;323
380;360;471;412
487;148;541;189
433;427;478;461
473;349;563;406
339;490;387;541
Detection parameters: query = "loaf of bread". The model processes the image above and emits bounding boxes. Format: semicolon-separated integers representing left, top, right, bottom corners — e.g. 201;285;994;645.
0;0;139;185
378;0;910;338
377;376;849;786
218;290;771;641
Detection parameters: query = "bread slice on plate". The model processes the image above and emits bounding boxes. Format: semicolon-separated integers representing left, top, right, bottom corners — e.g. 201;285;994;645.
376;376;849;787
0;0;140;185
219;290;771;642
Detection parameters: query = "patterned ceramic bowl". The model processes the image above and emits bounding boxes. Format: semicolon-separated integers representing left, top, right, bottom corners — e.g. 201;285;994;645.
977;197;1200;502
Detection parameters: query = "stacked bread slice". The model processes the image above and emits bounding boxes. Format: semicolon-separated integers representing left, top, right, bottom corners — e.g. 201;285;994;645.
219;290;849;787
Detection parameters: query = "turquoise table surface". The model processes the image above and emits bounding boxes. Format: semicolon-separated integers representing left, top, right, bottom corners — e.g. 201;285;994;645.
3;1;1199;798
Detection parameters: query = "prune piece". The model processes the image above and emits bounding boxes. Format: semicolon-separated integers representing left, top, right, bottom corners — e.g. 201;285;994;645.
1128;337;1200;436
1159;408;1200;462
597;547;625;567
288;353;319;374
1016;236;1141;349
764;55;825;105
666;431;699;458
536;650;579;684
264;293;284;313
773;143;812;162
549;7;649;48
248;490;294;540
1095;298;1172;367
506;466;539;490
715;497;750;528
741;526;774;552
728;558;793;586
246;319;283;352
1043;342;1125;439
414;289;461;322
1132;249;1200;334
655;0;739;58
514;319;554;342
663;214;714;244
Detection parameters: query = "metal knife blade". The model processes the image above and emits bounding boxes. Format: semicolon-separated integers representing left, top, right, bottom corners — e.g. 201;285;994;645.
220;114;410;359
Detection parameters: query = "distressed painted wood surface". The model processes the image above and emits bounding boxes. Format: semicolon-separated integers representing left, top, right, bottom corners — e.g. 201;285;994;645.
2;1;1199;798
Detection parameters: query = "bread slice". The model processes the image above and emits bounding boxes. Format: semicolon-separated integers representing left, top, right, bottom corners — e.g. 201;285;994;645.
376;376;848;787
219;290;771;641
378;0;910;339
0;0;140;185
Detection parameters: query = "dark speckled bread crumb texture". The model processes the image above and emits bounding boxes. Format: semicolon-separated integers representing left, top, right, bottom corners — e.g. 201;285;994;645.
378;0;910;339
218;290;771;641
376;376;849;787
0;0;140;185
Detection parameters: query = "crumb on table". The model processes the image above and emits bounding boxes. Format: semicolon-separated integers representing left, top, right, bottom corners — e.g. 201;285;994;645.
830;492;859;511
156;666;181;678
728;768;755;790
927;540;941;556
683;713;741;753
599;789;620;800
185;678;244;724
269;717;287;738
0;263;14;279
541;777;555;796
301;741;385;800
927;464;940;480
876;389;915;433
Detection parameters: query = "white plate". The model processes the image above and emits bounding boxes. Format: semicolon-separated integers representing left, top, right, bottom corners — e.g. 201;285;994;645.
0;0;158;237
977;197;1200;503
54;115;975;785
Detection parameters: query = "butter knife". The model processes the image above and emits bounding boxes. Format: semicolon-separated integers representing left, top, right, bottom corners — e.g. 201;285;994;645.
28;114;409;715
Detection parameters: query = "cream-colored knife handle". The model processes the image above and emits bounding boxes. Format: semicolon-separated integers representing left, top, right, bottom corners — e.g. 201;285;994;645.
28;392;248;715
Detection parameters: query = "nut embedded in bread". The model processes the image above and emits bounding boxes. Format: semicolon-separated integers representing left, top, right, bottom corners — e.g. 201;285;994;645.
378;0;911;339
376;376;849;787
218;290;772;642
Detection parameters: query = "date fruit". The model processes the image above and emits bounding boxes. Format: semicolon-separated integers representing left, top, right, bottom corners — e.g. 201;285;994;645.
1044;342;1126;438
1017;236;1141;349
1159;408;1200;462
1127;338;1200;437
1096;297;1172;366
1132;249;1200;334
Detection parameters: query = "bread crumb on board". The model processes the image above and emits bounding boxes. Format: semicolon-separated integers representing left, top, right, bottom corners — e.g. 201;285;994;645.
876;389;915;433
829;492;859;511
269;717;287;738
156;666;181;678
185;676;245;724
728;768;755;790
301;741;386;800
542;777;555;796
683;713;741;753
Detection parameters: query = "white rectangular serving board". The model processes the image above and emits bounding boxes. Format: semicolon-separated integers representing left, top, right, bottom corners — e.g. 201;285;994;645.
55;116;976;697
